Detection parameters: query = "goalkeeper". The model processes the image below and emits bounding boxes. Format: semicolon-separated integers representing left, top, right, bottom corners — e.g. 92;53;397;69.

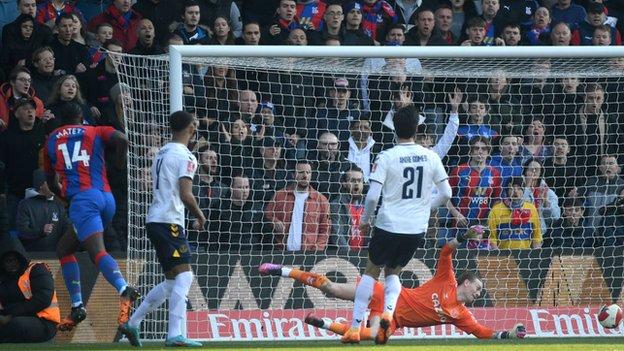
259;227;526;343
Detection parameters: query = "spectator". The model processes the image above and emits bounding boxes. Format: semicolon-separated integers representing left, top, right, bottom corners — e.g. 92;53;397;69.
345;117;378;182
0;98;45;232
456;95;498;147
404;7;448;46
484;73;522;136
75;0;111;23
0;15;47;77
543;136;580;203
29;47;59;106
129;19;164;55
551;77;582;129
387;0;427;25
499;0;538;31
88;0;143;51
100;82;130;131
197;0;243;38
49;13;89;75
330;165;366;250
283;127;307;167
71;13;96;47
255;101;284;141
517;58;556;123
446;136;502;244
237;21;261;45
87;23;113;66
46;74;98;129
549;21;572;45
382;22;406;45
263;0;301;45
15;170;68;251
519;118;553;164
296;0;326;31
209;16;236;45
218;118;255;182
572;2;622;45
2;0;52;58
359;0;397;43
0;0;31;44
546;197;593;248
478;0;506;45
435;4;456;45
235;89;259;128
342;1;375;46
522;158;560;234
0;67;45;131
203;65;237;135
599;187;624;247
592;24;613;45
501;23;522;46
449;0;478;40
311;132;351;199
526;7;551;45
266;160;331;252
131;0;181;45
249;137;291;201
489;134;523;187
551;0;587;30
287;27;308;45
0;237;59;342
461;17;487;46
488;176;542;250
580;154;624;232
35;0;82;28
310;77;359;143
81;39;121;114
307;3;345;45
193;146;228;218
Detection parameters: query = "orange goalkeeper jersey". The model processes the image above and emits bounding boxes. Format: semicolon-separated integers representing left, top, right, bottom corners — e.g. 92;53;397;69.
368;245;494;339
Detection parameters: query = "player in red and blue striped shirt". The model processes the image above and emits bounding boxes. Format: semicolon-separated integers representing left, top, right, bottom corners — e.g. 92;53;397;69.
446;136;502;245
42;102;138;331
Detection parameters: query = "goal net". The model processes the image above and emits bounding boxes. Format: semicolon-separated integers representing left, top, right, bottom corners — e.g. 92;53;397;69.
116;47;624;341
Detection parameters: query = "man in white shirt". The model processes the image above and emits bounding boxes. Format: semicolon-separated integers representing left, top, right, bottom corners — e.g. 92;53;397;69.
342;105;453;345
119;110;206;347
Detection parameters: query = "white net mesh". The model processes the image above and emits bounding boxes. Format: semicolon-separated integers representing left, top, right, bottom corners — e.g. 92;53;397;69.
117;52;624;341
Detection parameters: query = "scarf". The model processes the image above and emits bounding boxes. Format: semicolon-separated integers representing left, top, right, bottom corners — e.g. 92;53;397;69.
361;1;397;41
107;4;132;30
36;2;76;24
348;202;365;249
277;16;302;31
504;198;532;226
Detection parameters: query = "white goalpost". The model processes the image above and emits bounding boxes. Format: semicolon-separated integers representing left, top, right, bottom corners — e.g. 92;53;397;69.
116;46;624;342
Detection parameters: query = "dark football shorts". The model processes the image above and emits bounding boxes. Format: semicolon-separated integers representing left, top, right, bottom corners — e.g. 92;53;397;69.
146;222;191;272
368;227;425;268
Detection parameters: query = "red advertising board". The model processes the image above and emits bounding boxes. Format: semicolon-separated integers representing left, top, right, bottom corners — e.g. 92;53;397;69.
187;307;624;340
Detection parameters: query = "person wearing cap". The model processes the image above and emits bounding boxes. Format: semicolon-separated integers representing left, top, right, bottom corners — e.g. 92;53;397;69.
249;137;292;202
487;176;542;250
256;101;284;141
342;1;374;45
551;0;587;31
0;97;45;234
15;169;69;252
0;236;59;342
311;77;359;144
571;2;621;45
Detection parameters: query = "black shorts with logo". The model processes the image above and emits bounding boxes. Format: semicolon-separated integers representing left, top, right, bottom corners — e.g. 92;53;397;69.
368;227;425;269
146;222;191;272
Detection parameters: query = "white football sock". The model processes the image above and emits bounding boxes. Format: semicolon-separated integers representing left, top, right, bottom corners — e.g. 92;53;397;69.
128;280;174;328
168;271;193;338
351;274;375;328
383;274;401;315
281;267;292;277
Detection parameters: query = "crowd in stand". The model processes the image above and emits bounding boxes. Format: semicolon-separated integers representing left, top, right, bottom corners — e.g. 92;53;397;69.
0;0;624;254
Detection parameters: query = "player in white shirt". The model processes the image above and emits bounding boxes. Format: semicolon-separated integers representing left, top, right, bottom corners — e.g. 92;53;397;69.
119;111;206;347
342;105;453;345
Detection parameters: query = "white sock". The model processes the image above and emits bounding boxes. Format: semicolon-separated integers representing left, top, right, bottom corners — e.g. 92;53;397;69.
128;280;174;328
281;267;292;277
383;275;401;315
351;275;375;328
168;271;193;338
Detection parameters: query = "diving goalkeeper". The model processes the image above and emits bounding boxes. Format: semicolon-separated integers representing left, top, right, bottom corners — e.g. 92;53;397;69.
259;228;526;343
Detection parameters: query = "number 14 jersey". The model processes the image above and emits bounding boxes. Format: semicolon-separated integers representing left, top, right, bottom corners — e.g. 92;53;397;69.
146;142;197;228
369;143;448;234
44;124;115;199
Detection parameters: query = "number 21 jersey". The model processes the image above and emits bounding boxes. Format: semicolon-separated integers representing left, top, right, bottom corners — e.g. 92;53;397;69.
43;125;116;198
369;143;448;234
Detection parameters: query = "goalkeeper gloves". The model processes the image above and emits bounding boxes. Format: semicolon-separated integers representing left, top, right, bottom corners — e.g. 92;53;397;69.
497;324;526;339
457;225;485;243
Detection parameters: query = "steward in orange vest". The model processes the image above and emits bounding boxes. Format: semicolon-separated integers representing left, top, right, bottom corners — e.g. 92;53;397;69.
0;237;59;343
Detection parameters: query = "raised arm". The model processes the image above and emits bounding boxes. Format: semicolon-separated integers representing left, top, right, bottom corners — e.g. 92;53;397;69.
432;88;462;158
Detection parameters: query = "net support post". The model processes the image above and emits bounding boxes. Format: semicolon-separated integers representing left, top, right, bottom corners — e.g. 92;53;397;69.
169;45;184;113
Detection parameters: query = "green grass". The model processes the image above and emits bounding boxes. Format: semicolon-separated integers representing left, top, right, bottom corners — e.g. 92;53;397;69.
10;338;624;351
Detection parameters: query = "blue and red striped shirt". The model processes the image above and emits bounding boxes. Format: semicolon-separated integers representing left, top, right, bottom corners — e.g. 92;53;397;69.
449;164;502;221
43;125;115;198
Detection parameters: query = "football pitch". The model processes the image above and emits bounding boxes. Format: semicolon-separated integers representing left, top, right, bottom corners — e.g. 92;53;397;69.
10;338;624;351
